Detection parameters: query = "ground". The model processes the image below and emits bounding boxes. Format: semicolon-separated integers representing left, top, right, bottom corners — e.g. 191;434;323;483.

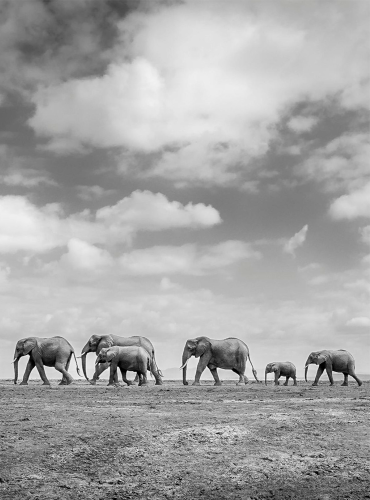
0;379;369;500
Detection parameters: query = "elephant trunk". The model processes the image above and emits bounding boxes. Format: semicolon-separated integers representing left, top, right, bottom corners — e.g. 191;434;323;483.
265;368;268;385
305;364;309;382
13;358;19;385
181;348;191;385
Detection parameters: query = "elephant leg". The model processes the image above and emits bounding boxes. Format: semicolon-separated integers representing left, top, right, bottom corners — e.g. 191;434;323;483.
292;376;297;386
283;376;289;386
274;372;280;386
348;370;362;386
20;359;35;385
139;372;148;386
120;369;131;386
208;365;222;386
341;373;349;386
131;373;139;385
325;364;335;386
55;362;73;385
312;364;325;386
149;359;163;386
91;361;110;384
35;361;51;385
193;358;209;385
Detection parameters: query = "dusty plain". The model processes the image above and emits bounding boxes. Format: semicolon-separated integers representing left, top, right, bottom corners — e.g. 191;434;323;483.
0;379;369;500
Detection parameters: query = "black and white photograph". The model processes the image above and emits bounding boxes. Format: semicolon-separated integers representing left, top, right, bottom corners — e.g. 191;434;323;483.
0;1;369;498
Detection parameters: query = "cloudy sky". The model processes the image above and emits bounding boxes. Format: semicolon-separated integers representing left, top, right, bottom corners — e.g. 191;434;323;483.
0;0;369;381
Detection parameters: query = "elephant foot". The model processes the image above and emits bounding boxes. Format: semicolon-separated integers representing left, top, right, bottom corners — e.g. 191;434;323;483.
283;383;288;386
358;382;363;387
341;382;348;386
89;380;97;385
66;379;74;385
58;381;68;386
155;380;163;386
293;382;297;386
192;382;200;386
139;383;148;387
183;382;189;386
19;382;28;386
312;383;318;386
42;382;51;386
214;382;222;386
329;383;335;387
107;383;115;386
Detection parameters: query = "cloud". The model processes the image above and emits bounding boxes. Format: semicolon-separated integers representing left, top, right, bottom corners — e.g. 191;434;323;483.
26;1;369;184
60;239;114;272
329;182;370;220
96;190;221;236
0;191;220;253
295;133;370;193
76;185;116;201
287;115;319;133
283;225;308;256
346;316;370;328
118;240;260;276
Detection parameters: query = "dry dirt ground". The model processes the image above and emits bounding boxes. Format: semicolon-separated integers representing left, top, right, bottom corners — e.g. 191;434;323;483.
0;379;369;500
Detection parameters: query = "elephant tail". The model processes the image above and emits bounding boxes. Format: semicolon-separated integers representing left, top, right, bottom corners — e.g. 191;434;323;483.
152;354;163;378
72;351;82;377
148;357;153;377
247;352;259;382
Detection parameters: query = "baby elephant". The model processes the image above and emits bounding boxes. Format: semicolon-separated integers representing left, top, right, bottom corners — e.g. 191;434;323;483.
95;346;151;387
265;361;297;386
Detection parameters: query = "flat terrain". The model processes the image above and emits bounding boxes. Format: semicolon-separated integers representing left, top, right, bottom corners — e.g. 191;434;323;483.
0;379;369;500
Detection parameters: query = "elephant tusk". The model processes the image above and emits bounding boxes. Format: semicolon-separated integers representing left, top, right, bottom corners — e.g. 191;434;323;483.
11;358;17;364
179;359;189;370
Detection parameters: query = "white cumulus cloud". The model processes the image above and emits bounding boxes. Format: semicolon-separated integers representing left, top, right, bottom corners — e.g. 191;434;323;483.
283;225;308;256
329;182;370;220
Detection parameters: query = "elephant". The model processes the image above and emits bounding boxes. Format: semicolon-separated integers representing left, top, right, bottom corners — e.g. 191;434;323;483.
13;336;81;386
305;349;362;386
265;361;297;386
181;336;259;386
81;334;162;385
95;346;150;387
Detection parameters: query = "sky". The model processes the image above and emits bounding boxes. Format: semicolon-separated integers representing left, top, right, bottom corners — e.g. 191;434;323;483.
0;0;369;381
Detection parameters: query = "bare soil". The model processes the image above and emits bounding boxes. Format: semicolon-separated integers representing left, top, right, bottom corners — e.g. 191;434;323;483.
0;379;369;500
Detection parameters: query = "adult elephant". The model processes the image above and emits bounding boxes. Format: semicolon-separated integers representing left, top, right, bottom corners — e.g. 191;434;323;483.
81;334;163;385
181;336;259;386
13;336;81;386
265;361;297;386
305;349;362;386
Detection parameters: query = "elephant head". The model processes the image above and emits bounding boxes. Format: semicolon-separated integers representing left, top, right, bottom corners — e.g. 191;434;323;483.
265;363;278;385
180;337;210;385
95;347;117;366
81;335;114;380
305;351;329;381
13;338;38;384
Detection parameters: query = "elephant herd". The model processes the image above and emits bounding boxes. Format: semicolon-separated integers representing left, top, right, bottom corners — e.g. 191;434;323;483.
12;334;363;388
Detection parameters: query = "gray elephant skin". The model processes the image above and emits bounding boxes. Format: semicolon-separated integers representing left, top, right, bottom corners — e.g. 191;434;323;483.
181;336;259;386
96;346;150;386
265;361;297;386
13;336;81;386
305;349;362;386
81;334;162;385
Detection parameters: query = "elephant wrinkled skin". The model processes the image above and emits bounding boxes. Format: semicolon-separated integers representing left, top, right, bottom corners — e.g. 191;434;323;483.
181;336;259;386
96;346;150;386
81;334;162;385
13;336;81;386
265;361;297;386
305;349;362;386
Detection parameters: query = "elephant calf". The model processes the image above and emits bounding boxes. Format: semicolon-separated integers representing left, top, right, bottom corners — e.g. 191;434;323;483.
265;361;297;386
96;346;151;387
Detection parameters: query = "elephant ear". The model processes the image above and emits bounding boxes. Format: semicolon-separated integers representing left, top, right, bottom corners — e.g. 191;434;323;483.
23;338;37;355
106;348;117;362
90;334;102;347
317;351;329;364
194;338;210;358
105;335;115;348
